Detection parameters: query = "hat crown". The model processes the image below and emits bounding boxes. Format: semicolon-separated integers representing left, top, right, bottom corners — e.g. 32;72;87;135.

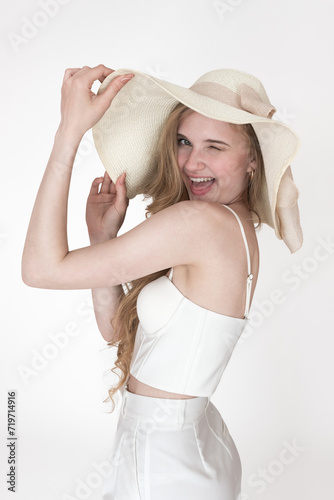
193;69;271;105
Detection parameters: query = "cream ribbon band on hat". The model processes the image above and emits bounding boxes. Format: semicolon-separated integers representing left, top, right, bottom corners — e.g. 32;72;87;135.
93;68;303;253
190;82;276;119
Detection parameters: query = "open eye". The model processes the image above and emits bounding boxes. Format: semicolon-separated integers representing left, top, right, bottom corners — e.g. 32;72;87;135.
177;136;191;146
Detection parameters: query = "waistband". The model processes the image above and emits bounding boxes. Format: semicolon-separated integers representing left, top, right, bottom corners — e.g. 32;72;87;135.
120;388;210;429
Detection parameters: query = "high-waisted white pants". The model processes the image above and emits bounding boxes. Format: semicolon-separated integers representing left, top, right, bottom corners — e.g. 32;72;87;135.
102;388;242;500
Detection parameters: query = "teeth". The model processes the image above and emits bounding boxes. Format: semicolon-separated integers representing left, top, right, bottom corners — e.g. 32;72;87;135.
190;177;214;182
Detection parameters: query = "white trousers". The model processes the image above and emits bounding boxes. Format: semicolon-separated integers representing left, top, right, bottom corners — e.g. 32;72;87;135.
102;388;241;499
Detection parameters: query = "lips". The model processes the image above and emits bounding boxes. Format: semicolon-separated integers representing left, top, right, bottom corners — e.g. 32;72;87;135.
188;176;216;195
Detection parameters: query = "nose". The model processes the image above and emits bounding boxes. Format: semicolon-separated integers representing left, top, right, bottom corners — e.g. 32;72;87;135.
181;147;207;173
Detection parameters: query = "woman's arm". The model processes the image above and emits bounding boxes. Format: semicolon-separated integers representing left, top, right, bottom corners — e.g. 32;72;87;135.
22;195;217;289
86;172;129;343
21;65;217;291
21;64;134;286
91;284;123;342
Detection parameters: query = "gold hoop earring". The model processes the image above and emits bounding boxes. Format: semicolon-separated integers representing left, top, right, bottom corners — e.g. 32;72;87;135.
249;169;254;183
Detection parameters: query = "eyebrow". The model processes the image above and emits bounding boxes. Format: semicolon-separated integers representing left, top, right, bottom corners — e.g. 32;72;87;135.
177;133;231;147
205;139;231;147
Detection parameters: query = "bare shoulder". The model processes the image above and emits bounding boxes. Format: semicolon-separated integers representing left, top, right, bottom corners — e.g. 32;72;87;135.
148;200;225;241
174;200;257;243
170;201;260;318
160;200;258;253
157;199;220;222
163;199;232;232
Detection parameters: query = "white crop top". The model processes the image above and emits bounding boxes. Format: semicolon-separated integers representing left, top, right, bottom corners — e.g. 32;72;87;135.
129;204;254;397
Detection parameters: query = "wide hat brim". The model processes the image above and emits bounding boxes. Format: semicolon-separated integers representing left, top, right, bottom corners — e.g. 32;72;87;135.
93;68;302;253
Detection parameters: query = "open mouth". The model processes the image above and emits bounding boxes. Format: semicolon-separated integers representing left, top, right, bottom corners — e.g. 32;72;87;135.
189;176;216;193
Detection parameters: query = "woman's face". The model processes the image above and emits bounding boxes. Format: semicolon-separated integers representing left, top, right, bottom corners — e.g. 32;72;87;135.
177;111;256;204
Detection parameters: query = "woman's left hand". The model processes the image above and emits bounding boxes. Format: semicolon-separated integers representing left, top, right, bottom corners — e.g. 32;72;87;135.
59;64;134;139
86;171;129;243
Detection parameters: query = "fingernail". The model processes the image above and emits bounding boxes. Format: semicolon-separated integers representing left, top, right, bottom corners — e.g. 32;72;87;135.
120;172;126;184
121;73;134;82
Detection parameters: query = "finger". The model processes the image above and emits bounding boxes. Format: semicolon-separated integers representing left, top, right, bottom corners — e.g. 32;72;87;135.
102;171;117;194
97;73;134;108
75;64;114;86
98;67;115;83
115;172;129;210
89;176;104;195
100;171;113;193
62;67;81;83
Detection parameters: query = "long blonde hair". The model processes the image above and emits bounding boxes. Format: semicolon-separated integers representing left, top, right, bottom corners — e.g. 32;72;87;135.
104;103;264;411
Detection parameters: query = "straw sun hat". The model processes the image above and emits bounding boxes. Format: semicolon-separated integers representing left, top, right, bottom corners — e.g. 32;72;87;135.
92;68;302;253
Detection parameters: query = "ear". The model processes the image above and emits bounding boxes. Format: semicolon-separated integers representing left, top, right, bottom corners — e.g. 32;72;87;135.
247;157;257;173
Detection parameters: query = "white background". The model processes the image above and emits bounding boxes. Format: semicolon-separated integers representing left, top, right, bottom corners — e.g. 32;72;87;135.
1;0;333;499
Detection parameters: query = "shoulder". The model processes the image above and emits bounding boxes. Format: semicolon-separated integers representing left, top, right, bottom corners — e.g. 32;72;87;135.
152;200;231;230
171;200;248;237
147;200;209;232
147;200;252;250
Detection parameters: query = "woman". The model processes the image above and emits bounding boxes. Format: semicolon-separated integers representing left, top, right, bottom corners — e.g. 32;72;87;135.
22;65;302;500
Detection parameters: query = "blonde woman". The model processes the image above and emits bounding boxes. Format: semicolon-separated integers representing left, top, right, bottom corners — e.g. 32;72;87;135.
22;64;302;500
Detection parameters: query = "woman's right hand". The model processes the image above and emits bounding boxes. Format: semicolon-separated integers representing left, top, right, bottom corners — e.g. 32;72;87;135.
59;65;134;141
86;171;129;244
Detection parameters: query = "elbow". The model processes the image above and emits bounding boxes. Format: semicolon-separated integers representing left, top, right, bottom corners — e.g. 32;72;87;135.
100;329;121;344
22;274;40;288
21;266;42;288
21;271;55;289
21;258;51;288
21;250;37;287
21;258;35;287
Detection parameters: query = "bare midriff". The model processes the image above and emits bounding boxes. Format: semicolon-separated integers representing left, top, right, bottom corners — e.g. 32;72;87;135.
127;374;197;399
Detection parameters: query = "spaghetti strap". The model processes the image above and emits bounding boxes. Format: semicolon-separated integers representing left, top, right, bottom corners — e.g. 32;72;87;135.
221;204;253;318
168;267;174;281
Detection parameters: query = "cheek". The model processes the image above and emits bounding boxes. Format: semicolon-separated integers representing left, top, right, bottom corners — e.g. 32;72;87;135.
215;158;247;185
